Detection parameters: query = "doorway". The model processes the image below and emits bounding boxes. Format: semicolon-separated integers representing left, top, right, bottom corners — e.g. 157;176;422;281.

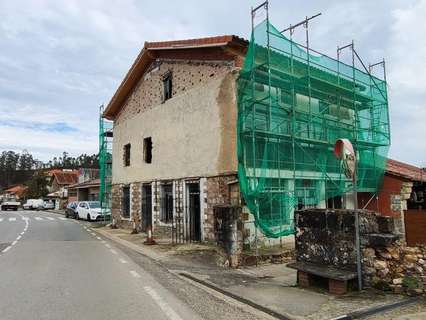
141;184;152;231
186;183;201;242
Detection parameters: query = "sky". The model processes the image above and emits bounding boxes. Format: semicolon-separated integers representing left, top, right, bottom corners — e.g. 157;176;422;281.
0;0;425;166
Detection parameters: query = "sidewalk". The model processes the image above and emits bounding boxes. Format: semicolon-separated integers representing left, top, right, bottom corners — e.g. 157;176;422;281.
94;226;418;320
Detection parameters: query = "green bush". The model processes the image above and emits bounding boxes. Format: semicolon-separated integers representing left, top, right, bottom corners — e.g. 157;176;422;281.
402;276;420;289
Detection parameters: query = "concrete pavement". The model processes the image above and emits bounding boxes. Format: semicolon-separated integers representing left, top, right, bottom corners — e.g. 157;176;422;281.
0;210;209;320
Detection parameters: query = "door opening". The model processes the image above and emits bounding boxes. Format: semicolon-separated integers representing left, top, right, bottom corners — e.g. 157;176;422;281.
141;184;152;231
186;183;201;242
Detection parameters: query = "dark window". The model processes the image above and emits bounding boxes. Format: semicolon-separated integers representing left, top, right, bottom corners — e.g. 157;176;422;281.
124;143;131;167
160;184;173;223
163;72;172;101
122;186;130;218
143;137;152;164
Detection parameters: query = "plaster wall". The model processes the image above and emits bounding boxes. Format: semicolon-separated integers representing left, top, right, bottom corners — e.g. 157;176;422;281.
112;70;238;184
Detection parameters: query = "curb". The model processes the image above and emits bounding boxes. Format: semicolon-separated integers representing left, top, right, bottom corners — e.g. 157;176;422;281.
93;227;294;320
90;227;422;320
331;296;423;319
95;228;165;262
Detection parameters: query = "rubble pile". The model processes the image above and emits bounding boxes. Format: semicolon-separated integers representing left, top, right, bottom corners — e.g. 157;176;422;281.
363;241;426;295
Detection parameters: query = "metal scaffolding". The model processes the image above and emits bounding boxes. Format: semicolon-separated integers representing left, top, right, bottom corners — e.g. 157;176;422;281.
99;105;113;218
237;1;390;238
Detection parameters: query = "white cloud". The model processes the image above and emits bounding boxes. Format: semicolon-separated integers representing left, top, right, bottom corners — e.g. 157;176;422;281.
0;0;424;166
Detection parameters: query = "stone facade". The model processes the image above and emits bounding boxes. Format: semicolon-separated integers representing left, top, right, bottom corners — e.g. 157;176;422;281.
111;175;240;243
205;174;238;241
294;209;397;271
115;60;234;126
363;242;426;295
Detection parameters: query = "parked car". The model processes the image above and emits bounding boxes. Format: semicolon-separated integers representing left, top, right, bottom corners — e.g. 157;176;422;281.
23;199;44;210
65;202;78;219
42;200;55;210
0;201;20;211
76;201;110;221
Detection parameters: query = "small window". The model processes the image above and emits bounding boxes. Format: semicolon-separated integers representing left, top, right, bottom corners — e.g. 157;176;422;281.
143;137;152;164
124;143;131;167
163;72;172;101
122;186;130;218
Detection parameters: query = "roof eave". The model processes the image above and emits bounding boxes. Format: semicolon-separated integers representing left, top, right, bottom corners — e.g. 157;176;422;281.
103;36;248;120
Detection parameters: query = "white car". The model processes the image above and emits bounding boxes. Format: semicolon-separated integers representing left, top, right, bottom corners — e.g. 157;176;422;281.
23;199;44;210
42;200;55;210
76;201;109;221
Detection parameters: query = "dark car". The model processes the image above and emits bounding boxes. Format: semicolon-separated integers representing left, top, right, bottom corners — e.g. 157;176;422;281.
65;201;78;219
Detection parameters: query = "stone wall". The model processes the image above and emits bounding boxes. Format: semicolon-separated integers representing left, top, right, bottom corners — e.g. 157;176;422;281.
205;174;238;241
363;242;426;295
111;175;239;242
131;182;142;232
295;209;397;271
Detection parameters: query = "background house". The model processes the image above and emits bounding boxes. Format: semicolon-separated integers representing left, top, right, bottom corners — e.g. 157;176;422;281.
47;169;78;209
0;185;28;202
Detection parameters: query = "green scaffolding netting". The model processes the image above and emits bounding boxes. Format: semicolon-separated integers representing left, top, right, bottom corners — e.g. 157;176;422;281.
237;20;390;238
99;108;113;216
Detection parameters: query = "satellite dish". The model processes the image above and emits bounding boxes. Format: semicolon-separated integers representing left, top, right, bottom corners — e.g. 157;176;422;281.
334;138;356;181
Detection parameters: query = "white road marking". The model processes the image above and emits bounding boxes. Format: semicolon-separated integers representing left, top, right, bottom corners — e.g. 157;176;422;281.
90;233;96;236
119;258;128;264
20;232;24;235
59;217;66;220
46;217;55;221
0;218;3;222
22;217;29;221
101;240;107;244
2;246;11;253
110;249;118;255
35;217;43;221
11;240;17;246
96;236;102;240
9;217;16;222
130;270;141;278
105;244;111;249
144;286;184;320
16;235;21;240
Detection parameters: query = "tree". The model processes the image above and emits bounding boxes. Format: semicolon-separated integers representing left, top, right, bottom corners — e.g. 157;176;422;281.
26;172;49;199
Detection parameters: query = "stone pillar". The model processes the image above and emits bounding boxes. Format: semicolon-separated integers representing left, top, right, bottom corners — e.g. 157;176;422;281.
152;181;160;229
131;182;141;233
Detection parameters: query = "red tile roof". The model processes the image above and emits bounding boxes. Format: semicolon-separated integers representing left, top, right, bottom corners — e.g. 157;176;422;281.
67;178;100;189
52;171;79;185
386;159;426;182
103;35;247;120
4;185;28;196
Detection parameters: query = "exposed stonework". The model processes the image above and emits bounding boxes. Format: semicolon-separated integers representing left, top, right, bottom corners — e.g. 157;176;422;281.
111;184;122;226
115;60;234;126
363;242;426;295
131;182;142;232
205;174;238;241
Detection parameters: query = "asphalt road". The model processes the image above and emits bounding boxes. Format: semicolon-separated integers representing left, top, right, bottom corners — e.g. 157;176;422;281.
0;210;266;320
0;209;203;320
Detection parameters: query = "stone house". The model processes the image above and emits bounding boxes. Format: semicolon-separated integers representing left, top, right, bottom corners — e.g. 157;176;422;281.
103;36;247;242
359;159;426;245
